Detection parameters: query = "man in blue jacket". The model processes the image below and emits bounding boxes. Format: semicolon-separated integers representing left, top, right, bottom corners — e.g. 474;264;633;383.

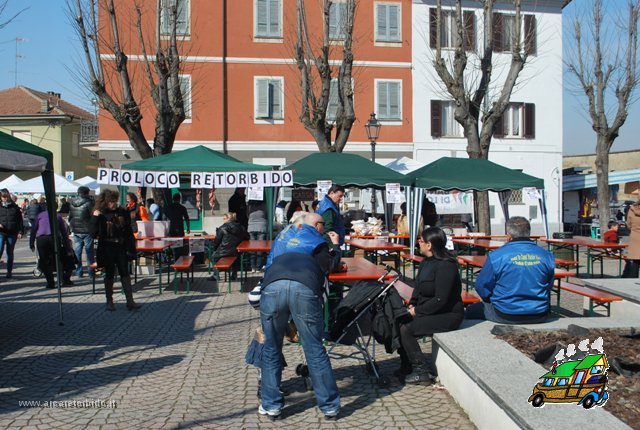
259;213;342;421
465;217;555;324
316;185;346;245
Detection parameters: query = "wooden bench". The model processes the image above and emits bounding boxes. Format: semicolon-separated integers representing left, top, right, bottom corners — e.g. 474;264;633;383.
170;256;195;294
213;256;238;293
588;251;626;277
461;290;481;306
554;281;623;316
400;253;423;278
554;257;578;269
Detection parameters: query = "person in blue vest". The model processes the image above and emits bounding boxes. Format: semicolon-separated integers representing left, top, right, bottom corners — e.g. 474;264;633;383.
316;185;346;245
465;216;555;324
258;213;342;421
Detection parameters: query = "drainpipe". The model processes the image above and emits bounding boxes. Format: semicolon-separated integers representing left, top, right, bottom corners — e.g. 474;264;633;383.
222;0;228;154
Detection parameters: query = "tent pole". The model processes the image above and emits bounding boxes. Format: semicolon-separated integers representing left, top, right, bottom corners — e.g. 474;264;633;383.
540;190;550;238
43;170;64;325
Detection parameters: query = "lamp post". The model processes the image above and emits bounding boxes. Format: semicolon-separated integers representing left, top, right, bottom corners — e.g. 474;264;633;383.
365;112;382;217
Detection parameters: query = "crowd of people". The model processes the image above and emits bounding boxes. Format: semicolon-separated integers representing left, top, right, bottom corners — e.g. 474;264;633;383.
2;179;639;422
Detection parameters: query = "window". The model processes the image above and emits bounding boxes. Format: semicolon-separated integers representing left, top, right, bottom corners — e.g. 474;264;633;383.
492;13;536;55
160;0;189;36
590;365;604;374
255;0;282;38
556;378;569;386
255;77;284;120
329;2;349;40
376;80;401;120
429;8;475;51
11;130;31;143
494;103;535;139
543;378;554;387
430;100;463;138
375;3;401;42
179;75;192;119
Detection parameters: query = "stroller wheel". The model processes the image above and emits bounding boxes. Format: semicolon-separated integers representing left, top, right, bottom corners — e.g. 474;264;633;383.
33;268;42;278
377;376;390;388
296;364;309;377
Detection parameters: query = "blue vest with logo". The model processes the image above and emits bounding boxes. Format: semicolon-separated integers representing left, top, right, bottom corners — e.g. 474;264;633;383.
316;195;346;245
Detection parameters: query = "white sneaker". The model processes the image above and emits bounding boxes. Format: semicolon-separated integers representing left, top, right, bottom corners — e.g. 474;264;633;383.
258;404;280;419
324;409;339;420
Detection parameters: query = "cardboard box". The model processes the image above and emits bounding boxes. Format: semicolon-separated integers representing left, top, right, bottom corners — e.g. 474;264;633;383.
136;265;155;275
137;221;170;238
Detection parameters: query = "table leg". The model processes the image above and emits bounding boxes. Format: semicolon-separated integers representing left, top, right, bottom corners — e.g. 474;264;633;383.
158;253;163;294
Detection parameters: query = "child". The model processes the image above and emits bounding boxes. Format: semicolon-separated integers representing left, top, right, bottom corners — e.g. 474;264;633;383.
602;221;620;244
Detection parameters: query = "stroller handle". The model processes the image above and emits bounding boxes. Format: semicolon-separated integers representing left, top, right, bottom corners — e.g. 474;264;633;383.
378;264;399;283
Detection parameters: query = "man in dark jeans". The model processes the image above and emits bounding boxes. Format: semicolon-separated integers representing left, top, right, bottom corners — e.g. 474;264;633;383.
68;186;95;279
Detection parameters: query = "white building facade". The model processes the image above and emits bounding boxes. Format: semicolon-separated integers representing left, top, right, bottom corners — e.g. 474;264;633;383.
411;0;566;234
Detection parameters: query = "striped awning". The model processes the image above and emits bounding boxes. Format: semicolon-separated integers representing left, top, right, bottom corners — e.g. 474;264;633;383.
563;168;640;191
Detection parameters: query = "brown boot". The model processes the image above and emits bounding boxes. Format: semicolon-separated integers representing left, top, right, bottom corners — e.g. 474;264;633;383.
121;277;141;310
104;278;116;311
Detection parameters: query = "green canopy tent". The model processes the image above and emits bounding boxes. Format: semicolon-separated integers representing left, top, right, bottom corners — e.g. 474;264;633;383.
0;132;64;324
121;145;276;234
406;157;548;254
286;152;413;230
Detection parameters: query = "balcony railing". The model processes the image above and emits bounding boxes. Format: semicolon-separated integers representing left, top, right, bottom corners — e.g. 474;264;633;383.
80;119;99;143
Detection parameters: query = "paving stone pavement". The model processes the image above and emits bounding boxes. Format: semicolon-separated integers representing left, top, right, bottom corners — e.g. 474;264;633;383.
0;241;476;429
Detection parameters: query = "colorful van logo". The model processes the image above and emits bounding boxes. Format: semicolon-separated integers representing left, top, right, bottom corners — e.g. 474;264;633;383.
528;337;609;409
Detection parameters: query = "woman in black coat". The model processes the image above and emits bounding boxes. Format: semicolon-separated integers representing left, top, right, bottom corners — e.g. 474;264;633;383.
207;212;248;281
0;189;24;278
398;227;463;385
91;189;140;311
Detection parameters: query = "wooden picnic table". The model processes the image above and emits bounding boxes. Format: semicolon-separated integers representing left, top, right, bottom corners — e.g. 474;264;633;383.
135;240;172;293
236;240;273;285
328;257;393;282
541;237;628;277
347;238;407;267
452;238;505;253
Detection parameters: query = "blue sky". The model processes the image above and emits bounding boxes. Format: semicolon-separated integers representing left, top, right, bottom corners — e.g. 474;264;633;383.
0;0;637;155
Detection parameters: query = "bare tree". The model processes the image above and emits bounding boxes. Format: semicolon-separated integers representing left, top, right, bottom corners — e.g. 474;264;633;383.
295;0;356;152
69;0;187;204
567;0;639;224
0;1;28;30
430;0;533;233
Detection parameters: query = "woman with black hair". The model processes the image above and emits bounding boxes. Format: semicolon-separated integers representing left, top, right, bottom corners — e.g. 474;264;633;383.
397;227;463;385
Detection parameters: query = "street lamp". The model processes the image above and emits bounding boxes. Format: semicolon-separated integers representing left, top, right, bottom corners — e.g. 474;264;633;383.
365;112;382;217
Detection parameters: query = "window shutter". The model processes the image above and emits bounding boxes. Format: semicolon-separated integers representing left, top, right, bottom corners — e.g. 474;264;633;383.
492;13;503;52
388;5;399;41
524;103;535;138
180;76;192;118
269;0;281;36
376;4;387;40
429;8;437;48
524;15;537;55
272;80;282;119
494;113;505;138
378;82;388;118
328;80;339;120
256;79;269;118
176;0;188;34
329;4;338;38
463;10;475;52
431;100;442;138
256;0;268;35
160;0;170;34
389;82;400;119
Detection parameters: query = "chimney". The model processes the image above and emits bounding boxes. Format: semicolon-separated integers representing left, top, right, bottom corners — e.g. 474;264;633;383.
40;99;50;113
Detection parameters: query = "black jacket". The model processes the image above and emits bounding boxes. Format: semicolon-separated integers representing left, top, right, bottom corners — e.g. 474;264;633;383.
90;207;136;266
0;202;24;236
212;220;248;258
68;195;94;235
25;203;42;221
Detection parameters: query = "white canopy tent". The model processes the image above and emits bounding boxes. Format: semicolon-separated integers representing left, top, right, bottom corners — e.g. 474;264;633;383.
12;173;82;194
0;174;25;189
76;176;100;194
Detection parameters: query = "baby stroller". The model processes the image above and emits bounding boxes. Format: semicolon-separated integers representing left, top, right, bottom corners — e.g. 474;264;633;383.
296;266;402;388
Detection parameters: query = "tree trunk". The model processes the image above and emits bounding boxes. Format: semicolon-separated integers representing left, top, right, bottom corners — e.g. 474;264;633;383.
595;135;611;226
474;191;491;233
